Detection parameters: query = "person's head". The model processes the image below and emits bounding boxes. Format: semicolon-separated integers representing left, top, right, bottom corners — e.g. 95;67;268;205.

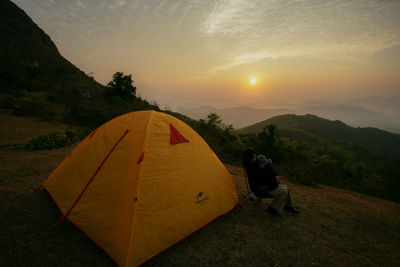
243;147;257;167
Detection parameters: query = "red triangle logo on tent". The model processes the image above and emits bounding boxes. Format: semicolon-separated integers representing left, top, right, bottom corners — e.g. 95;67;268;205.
170;123;189;144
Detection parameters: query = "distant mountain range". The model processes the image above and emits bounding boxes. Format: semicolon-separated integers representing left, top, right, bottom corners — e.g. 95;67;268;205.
238;113;400;158
179;100;400;133
343;96;400;115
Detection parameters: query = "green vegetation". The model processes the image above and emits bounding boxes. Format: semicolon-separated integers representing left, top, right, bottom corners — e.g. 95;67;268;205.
104;72;136;101
191;113;400;203
166;112;243;164
24;131;76;150
239;114;400;158
1;70;159;128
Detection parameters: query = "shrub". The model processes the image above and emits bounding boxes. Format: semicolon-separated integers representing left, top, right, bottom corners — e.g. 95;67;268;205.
24;131;76;150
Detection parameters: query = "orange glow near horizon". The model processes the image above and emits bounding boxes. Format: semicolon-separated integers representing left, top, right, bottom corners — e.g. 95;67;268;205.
14;0;400;108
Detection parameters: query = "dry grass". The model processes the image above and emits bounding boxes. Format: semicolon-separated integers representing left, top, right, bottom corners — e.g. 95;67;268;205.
1;112;399;266
0;110;75;146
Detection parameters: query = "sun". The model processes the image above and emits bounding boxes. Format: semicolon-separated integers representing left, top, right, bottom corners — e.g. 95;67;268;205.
250;77;257;85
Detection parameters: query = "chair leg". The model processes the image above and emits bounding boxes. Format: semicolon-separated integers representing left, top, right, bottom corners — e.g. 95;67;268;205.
256;197;262;213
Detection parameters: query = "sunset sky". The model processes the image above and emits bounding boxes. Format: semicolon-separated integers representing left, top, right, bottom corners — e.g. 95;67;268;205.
14;0;400;110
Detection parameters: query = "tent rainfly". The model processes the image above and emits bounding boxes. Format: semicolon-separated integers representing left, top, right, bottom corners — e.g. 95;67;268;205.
43;110;239;266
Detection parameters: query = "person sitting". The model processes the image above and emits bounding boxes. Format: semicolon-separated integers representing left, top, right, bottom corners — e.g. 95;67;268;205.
243;147;299;217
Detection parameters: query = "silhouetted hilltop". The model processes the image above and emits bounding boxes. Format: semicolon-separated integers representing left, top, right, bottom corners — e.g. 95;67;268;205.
0;0;104;97
180;102;400;133
0;0;160;126
239;114;400;158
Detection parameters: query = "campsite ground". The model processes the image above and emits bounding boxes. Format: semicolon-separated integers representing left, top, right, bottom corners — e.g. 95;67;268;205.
1;111;400;266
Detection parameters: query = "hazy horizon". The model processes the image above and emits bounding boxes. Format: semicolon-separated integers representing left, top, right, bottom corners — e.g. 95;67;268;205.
14;0;400;111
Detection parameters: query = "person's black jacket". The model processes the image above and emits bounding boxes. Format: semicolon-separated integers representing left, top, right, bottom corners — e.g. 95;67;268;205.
245;162;279;193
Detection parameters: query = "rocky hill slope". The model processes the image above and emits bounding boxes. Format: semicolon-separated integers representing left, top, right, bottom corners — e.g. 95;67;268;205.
0;0;104;97
0;0;109;124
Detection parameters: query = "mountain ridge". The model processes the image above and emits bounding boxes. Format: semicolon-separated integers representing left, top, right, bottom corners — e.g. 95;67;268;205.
0;0;104;96
239;113;400;158
179;102;400;133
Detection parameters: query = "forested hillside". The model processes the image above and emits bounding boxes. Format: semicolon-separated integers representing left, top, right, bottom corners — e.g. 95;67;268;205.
239;114;400;159
229;114;400;202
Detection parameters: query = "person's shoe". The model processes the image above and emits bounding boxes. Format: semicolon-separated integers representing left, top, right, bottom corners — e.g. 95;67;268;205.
267;206;282;217
284;205;299;214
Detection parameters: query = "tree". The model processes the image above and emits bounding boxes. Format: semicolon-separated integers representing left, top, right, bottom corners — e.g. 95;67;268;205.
266;124;277;144
206;112;222;128
258;124;277;146
105;72;136;101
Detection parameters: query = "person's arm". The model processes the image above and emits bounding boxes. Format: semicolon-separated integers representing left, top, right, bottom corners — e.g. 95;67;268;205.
257;155;272;168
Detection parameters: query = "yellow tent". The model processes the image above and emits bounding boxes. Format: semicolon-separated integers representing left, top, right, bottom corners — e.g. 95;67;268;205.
43;110;238;266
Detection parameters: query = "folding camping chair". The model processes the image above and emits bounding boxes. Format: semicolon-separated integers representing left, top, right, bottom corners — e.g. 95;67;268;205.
242;167;273;209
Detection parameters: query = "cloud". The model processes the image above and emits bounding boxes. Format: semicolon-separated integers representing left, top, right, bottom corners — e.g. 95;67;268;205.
210;51;276;73
116;0;126;6
53;38;65;45
203;0;261;35
13;0;400;102
203;0;400;62
370;44;400;66
333;66;354;71
76;1;85;8
108;0;127;10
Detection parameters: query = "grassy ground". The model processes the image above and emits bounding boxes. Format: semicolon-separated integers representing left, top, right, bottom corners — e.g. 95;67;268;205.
1;112;400;266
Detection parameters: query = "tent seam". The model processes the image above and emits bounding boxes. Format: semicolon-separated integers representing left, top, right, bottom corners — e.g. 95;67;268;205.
56;129;130;225
125;110;155;266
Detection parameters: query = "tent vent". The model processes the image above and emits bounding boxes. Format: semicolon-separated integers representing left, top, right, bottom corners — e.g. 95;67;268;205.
170;124;189;144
